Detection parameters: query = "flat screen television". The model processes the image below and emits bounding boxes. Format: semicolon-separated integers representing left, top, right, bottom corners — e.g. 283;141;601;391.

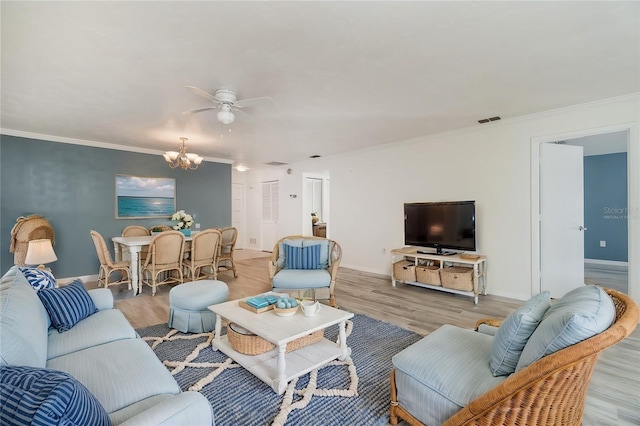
404;201;476;254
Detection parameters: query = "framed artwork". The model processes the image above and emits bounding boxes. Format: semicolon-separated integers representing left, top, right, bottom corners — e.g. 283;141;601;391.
115;175;176;219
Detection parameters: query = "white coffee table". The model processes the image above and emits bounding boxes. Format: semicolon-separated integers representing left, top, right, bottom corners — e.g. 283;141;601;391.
208;295;354;394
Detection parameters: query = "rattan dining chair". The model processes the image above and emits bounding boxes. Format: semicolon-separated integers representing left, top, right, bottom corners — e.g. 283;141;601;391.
140;230;185;296
121;225;150;266
389;288;639;426
90;230;132;290
182;228;221;281
216;227;238;278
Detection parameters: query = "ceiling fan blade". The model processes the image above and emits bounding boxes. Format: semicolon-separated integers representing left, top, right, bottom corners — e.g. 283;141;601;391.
232;108;254;122
186;86;217;102
233;96;275;108
182;106;218;115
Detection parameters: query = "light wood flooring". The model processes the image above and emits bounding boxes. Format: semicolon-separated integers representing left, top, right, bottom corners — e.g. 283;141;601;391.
88;250;639;426
585;262;628;294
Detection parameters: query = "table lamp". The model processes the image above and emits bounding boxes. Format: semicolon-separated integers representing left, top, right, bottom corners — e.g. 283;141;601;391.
25;239;58;270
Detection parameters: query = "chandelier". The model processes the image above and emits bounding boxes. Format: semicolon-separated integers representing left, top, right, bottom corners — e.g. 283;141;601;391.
163;137;203;170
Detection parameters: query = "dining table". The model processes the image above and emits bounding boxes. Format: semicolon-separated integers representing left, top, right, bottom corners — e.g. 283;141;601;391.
112;233;196;295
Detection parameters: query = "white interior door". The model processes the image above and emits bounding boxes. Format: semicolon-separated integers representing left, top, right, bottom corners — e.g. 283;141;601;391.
540;143;585;298
261;181;279;251
231;183;244;249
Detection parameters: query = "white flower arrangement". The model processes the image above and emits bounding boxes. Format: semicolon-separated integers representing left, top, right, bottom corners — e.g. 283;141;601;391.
171;210;194;230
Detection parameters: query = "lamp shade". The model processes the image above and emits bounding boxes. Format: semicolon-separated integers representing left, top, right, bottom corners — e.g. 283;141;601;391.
25;239;58;268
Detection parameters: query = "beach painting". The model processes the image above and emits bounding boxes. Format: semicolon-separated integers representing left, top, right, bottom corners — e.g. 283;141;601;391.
115;175;176;219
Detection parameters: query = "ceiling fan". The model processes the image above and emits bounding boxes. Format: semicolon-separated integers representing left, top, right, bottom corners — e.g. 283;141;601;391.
183;86;274;124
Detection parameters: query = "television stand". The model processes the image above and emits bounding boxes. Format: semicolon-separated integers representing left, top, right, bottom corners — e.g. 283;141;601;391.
391;247;487;304
417;250;455;256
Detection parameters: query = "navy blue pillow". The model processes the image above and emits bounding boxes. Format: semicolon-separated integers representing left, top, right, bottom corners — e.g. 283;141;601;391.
0;366;111;426
284;243;321;270
37;279;98;332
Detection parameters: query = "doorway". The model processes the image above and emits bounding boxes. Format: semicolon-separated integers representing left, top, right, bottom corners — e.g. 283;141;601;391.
565;132;629;294
302;172;330;237
532;127;631;298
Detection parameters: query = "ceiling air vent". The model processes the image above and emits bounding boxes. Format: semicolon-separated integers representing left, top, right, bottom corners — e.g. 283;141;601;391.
478;116;501;124
265;161;288;166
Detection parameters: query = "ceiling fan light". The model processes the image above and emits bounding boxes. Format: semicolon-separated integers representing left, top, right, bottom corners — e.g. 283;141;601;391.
186;153;199;162
217;109;235;124
194;157;204;165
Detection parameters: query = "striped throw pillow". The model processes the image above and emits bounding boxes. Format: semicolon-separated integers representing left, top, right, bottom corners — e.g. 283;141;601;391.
284;243;321;270
37;279;98;332
0;366;110;426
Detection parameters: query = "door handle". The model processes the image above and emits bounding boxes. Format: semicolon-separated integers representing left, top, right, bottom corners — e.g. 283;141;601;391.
579;226;587;231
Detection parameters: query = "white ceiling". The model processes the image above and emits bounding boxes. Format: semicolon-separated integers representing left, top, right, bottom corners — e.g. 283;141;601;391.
2;1;639;170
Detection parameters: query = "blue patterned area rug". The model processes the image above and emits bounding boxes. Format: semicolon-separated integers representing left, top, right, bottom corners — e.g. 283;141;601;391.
137;313;422;426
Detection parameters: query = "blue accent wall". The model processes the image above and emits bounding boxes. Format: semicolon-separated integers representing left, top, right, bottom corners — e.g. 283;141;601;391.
584;153;627;261
1;135;232;277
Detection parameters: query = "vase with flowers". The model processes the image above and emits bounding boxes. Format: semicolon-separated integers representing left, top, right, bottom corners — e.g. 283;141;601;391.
171;210;194;236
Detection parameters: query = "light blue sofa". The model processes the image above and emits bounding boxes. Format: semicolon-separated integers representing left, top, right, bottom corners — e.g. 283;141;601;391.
268;235;342;307
0;266;213;425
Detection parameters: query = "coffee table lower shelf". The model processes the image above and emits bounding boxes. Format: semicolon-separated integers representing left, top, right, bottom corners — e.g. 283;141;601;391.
214;335;347;394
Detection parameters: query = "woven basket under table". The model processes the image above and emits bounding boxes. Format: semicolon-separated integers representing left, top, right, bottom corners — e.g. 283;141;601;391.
393;260;416;282
440;266;474;291
416;265;441;286
227;323;324;356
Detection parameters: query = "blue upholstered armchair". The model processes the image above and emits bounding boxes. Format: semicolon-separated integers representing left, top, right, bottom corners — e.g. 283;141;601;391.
269;235;342;307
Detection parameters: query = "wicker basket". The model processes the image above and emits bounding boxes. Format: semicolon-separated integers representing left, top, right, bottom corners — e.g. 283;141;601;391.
416;265;441;286
440;266;474;291
227;323;323;355
393;260;416;282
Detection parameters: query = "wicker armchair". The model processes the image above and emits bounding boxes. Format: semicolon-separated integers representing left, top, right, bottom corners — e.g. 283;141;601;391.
269;235;342;307
140;230;185;296
183;228;221;281
216;227;238;278
390;288;639;426
90;230;131;290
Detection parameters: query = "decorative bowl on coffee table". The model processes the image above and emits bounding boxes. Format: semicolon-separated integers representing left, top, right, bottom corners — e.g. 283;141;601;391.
274;305;298;317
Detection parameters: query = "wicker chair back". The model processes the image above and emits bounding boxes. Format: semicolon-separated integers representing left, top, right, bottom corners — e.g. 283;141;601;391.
122;226;150;237
183;229;221;280
141;230;185;295
90;230;131;289
10;215;55;266
216;227;238;277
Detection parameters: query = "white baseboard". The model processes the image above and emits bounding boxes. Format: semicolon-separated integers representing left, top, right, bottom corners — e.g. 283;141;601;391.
57;274;99;286
584;259;628;267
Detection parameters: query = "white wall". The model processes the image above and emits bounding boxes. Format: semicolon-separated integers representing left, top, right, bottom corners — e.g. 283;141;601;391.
238;94;639;302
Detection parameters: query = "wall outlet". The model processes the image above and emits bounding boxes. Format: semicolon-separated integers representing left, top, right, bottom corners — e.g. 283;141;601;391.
195;223;201;229
600;240;606;248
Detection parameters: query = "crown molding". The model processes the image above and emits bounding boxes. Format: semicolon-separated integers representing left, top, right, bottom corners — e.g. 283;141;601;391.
0;128;234;165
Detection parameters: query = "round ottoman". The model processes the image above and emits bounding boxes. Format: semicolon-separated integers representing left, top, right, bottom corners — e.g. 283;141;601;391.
168;280;229;333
